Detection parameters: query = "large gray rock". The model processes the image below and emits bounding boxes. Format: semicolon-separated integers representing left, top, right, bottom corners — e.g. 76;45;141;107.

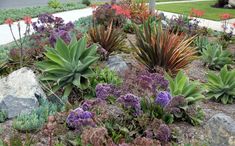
106;55;129;73
229;0;235;7
0;67;45;118
204;113;235;146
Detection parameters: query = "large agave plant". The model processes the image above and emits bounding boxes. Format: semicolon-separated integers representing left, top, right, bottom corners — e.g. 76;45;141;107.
165;70;204;105
131;19;197;74
88;22;127;59
206;66;235;104
201;43;233;70
37;37;99;99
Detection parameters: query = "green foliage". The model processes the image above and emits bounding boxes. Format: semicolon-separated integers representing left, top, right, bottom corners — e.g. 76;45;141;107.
201;43;233;70
141;97;174;124
82;0;91;6
165;70;204;105
123;20;135;34
13;112;44;132
206;65;235;104
0;3;86;24
91;67;122;87
0;110;7;123
193;36;209;53
48;0;62;8
74;16;93;34
37;37;99;100
13;98;59;132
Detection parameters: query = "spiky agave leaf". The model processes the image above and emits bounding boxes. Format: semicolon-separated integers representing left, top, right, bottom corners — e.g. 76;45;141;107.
37;36;99;99
131;18;197;74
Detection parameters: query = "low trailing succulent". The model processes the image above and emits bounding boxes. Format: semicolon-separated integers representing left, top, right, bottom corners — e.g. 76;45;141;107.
201;43;233;70
206;65;235;104
37;37;99;99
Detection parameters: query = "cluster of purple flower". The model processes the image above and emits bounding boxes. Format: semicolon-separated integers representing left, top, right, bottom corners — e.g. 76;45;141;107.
95;83;113;100
32;13;75;46
117;93;142;116
138;71;169;93
155;91;172;107
66;108;95;130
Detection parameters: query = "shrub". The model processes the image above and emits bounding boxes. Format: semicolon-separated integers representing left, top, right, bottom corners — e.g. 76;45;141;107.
201;43;233;70
206;66;235;104
131;19;197;74
88;23;127;60
92;3;127;28
37;37;99;100
82;0;91;6
48;0;62;9
165;70;204;104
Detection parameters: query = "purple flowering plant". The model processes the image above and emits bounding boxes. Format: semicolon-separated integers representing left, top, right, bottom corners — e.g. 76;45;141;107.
66;107;96;130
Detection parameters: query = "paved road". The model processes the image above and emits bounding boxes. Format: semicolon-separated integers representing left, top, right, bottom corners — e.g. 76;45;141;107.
0;0;80;9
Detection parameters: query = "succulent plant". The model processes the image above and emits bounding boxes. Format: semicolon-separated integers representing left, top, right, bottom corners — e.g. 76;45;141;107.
206;65;235;104
0;110;7;123
201;43;233;70
37;37;99;99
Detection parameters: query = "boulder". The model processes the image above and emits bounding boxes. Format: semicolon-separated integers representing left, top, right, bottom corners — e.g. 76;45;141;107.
0;67;46;118
204;113;235;146
229;0;235;7
106;55;129;73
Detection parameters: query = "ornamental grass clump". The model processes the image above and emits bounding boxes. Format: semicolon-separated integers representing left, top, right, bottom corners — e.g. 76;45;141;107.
66;108;95;130
131;19;197;74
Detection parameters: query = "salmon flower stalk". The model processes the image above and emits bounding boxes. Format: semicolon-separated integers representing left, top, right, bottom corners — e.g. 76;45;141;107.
190;8;205;18
219;13;233;32
111;4;131;18
5;17;32;68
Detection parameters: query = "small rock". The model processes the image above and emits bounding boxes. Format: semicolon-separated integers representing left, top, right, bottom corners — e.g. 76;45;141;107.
204;113;235;146
106;55;129;73
0;67;45;118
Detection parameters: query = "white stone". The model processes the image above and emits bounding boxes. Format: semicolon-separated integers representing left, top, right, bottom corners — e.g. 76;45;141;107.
0;67;46;118
229;0;235;7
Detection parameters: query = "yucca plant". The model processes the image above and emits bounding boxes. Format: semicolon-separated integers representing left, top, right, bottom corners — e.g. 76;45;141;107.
88;22;127;60
206;65;235;104
131;19;197;74
37;37;99;99
201;43;233;70
165;70;204;105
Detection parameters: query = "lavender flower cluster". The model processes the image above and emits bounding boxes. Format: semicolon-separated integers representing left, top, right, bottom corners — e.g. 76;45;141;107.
32;13;75;46
138;71;169;93
117;93;142;116
155;91;172;107
66;108;95;130
95;83;121;100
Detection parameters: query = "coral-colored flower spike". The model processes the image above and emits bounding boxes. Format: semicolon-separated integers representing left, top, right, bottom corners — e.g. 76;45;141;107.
5;18;14;25
23;16;32;24
220;13;232;20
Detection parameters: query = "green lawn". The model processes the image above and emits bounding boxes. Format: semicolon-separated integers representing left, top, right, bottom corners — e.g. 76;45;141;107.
156;1;235;21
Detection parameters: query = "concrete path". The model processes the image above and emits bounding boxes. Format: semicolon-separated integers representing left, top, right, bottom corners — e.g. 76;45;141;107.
0;0;79;9
0;4;234;45
156;0;212;5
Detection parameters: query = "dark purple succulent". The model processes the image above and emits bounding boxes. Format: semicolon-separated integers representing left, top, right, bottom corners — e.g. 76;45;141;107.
156;124;171;142
117;93;142;116
49;29;71;46
66;108;95;130
155;91;172;107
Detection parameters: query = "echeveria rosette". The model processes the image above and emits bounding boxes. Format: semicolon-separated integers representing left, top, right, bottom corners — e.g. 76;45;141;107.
155;91;172;107
66;108;95;130
117;93;142;116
